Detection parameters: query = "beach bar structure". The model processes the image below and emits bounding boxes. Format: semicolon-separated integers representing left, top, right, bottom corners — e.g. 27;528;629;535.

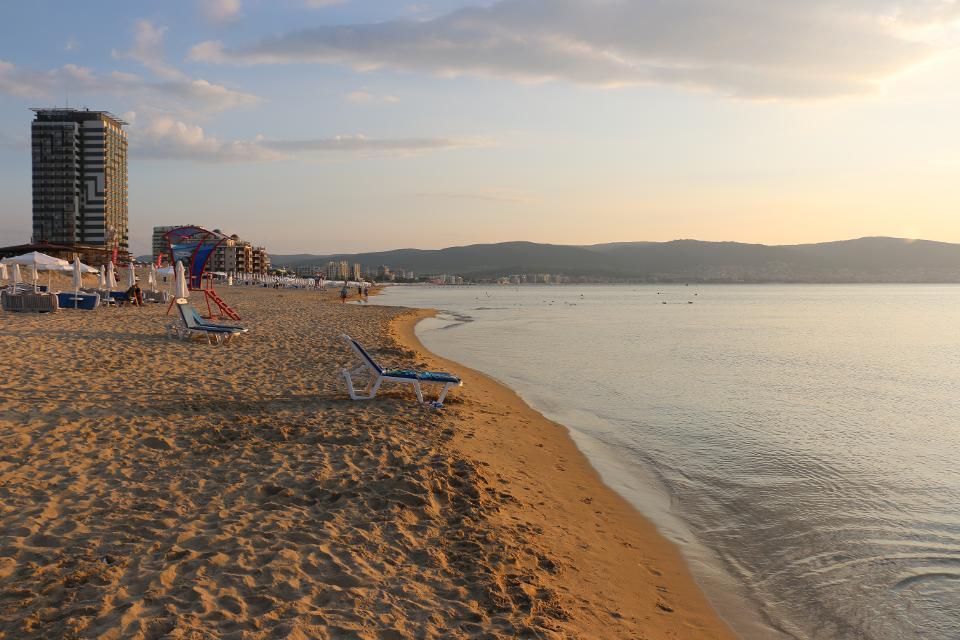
164;225;241;320
0;242;117;268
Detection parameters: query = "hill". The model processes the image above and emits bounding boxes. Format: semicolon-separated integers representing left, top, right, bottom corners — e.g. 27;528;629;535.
272;237;960;283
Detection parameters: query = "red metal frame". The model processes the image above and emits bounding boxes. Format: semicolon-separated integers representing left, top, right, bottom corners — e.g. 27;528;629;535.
162;225;241;320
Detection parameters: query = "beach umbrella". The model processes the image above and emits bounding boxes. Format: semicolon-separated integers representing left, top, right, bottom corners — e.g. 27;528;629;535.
97;267;106;289
105;261;115;291
1;251;69;269
126;262;136;288
10;264;20;287
1;251;68;292
69;261;99;274
0;263;7;282
174;261;189;299
69;256;82;308
149;264;158;292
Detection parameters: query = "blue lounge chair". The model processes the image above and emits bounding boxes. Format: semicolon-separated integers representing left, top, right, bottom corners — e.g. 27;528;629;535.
341;334;462;406
185;304;244;331
109;291;130;305
170;298;247;345
56;292;100;310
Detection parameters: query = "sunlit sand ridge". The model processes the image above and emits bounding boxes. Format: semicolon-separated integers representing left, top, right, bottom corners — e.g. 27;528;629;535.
0;285;732;638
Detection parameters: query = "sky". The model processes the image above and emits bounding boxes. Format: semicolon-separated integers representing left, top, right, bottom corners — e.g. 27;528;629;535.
1;0;960;255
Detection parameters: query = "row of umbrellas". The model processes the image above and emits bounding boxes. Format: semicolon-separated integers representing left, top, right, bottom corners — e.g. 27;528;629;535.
0;251;192;303
0;251;168;295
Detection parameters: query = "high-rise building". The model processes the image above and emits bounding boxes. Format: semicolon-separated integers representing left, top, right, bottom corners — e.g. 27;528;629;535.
31;108;129;256
152;225;186;263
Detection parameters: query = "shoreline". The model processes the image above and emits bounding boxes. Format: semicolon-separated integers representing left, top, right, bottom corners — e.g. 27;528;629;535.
389;307;738;638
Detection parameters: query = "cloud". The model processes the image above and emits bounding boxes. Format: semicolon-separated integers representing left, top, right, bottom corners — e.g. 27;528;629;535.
200;0;242;22
304;0;345;7
0;59;45;97
0;59;261;117
344;90;399;103
261;134;487;153
0;22;262;119
132;124;490;162
133;116;281;162
112;20;184;81
189;0;960;99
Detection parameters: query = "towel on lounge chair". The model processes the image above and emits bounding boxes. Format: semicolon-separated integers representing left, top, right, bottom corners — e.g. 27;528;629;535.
340;334;462;406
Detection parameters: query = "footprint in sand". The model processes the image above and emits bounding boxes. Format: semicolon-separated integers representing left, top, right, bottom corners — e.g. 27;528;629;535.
140;436;174;451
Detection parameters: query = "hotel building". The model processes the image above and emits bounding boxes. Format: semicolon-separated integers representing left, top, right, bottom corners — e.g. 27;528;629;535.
31;108;129;256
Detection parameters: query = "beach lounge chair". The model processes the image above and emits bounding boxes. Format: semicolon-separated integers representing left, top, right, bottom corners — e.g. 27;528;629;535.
1;291;58;313
340;334;462;406
170;298;247;345
55;292;100;310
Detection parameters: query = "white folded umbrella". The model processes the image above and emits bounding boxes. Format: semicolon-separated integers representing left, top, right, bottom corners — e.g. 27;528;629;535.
11;264;20;287
175;261;189;299
72;256;83;294
105;261;115;290
0;263;7;282
126;262;136;288
97;268;107;289
149;264;158;292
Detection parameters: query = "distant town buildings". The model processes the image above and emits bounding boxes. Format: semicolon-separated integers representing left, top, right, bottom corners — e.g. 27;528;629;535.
151;225;270;276
210;232;270;276
30;108;129;259
324;260;350;281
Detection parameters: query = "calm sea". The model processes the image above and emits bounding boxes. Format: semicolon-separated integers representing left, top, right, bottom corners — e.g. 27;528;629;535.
371;284;960;640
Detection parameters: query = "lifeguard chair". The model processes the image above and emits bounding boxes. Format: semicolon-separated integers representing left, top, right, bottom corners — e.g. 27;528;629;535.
164;225;241;320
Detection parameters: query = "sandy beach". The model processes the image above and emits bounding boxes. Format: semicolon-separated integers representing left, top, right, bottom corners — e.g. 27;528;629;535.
0;284;734;639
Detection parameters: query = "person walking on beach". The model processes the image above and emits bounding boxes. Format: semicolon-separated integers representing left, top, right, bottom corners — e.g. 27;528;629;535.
340;283;349;303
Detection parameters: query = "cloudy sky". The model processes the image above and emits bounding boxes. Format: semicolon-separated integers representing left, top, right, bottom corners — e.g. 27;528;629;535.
1;0;959;255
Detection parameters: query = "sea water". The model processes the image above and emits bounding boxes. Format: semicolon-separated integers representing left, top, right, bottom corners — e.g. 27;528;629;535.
370;284;960;640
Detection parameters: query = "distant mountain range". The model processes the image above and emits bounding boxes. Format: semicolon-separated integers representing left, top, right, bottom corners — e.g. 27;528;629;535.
266;237;960;283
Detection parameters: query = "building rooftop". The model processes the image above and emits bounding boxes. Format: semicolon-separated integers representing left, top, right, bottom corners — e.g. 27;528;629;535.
30;107;128;127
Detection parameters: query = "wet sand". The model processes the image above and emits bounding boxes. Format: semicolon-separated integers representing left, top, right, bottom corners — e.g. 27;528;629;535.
0;284;735;638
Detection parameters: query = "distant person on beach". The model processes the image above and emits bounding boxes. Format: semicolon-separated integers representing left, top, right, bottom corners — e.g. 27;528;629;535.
363;286;369;300
340;284;349;303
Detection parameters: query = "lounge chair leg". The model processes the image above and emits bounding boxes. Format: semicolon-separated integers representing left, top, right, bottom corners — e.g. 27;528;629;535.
342;369;359;399
342;370;382;400
436;383;452;405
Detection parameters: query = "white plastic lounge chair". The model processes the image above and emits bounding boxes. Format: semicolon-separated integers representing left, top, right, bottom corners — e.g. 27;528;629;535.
340;334;462;406
169;298;247;345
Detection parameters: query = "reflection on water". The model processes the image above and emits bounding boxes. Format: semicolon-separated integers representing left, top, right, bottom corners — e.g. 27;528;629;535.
374;284;960;640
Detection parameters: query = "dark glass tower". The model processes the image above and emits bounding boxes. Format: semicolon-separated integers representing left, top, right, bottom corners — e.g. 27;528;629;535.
31;108;128;254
